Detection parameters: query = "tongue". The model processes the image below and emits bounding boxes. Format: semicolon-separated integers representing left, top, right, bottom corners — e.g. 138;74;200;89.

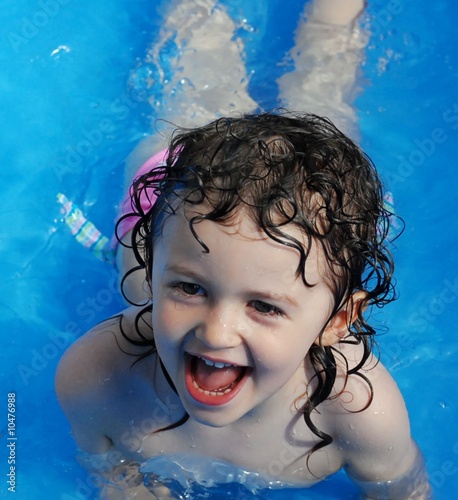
193;357;244;391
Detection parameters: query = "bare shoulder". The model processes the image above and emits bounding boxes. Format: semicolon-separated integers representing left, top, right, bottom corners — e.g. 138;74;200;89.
323;340;418;483
55;306;155;452
55;307;152;399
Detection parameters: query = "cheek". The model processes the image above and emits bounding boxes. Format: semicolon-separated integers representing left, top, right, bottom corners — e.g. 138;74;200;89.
254;310;331;370
152;297;191;342
152;296;174;333
253;333;315;373
152;306;184;366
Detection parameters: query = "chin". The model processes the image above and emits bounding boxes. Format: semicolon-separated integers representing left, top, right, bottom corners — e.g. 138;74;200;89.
184;402;242;428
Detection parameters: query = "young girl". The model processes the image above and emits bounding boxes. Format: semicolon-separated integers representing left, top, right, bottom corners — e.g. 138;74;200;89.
56;112;431;498
55;1;429;498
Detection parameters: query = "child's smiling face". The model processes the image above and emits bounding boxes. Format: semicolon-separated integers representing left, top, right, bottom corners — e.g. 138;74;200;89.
151;205;339;428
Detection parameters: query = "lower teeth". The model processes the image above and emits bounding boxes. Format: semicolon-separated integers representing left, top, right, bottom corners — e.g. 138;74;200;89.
192;379;234;396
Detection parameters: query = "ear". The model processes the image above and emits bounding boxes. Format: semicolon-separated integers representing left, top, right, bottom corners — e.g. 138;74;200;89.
317;291;367;347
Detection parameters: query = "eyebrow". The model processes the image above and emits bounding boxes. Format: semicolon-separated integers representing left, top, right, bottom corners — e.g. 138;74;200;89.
163;263;204;281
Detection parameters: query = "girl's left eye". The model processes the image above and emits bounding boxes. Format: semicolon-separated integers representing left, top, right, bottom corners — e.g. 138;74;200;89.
250;300;284;317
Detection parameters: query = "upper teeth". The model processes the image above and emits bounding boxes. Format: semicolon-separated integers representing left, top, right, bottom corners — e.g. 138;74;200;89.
202;358;233;369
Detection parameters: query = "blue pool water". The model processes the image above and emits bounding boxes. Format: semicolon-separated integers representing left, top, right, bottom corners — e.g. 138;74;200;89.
1;0;457;498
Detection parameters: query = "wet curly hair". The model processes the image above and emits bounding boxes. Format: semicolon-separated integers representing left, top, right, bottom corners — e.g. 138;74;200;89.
118;111;397;461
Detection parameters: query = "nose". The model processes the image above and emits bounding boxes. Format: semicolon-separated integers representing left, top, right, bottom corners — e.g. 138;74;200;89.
195;305;243;350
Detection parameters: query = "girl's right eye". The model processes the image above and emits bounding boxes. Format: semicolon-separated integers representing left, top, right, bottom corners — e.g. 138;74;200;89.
174;282;205;297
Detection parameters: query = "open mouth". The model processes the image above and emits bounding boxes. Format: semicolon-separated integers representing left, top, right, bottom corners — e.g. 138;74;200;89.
184;353;251;406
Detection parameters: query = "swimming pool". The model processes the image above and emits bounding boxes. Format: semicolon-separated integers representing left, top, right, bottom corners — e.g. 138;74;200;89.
1;0;457;498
